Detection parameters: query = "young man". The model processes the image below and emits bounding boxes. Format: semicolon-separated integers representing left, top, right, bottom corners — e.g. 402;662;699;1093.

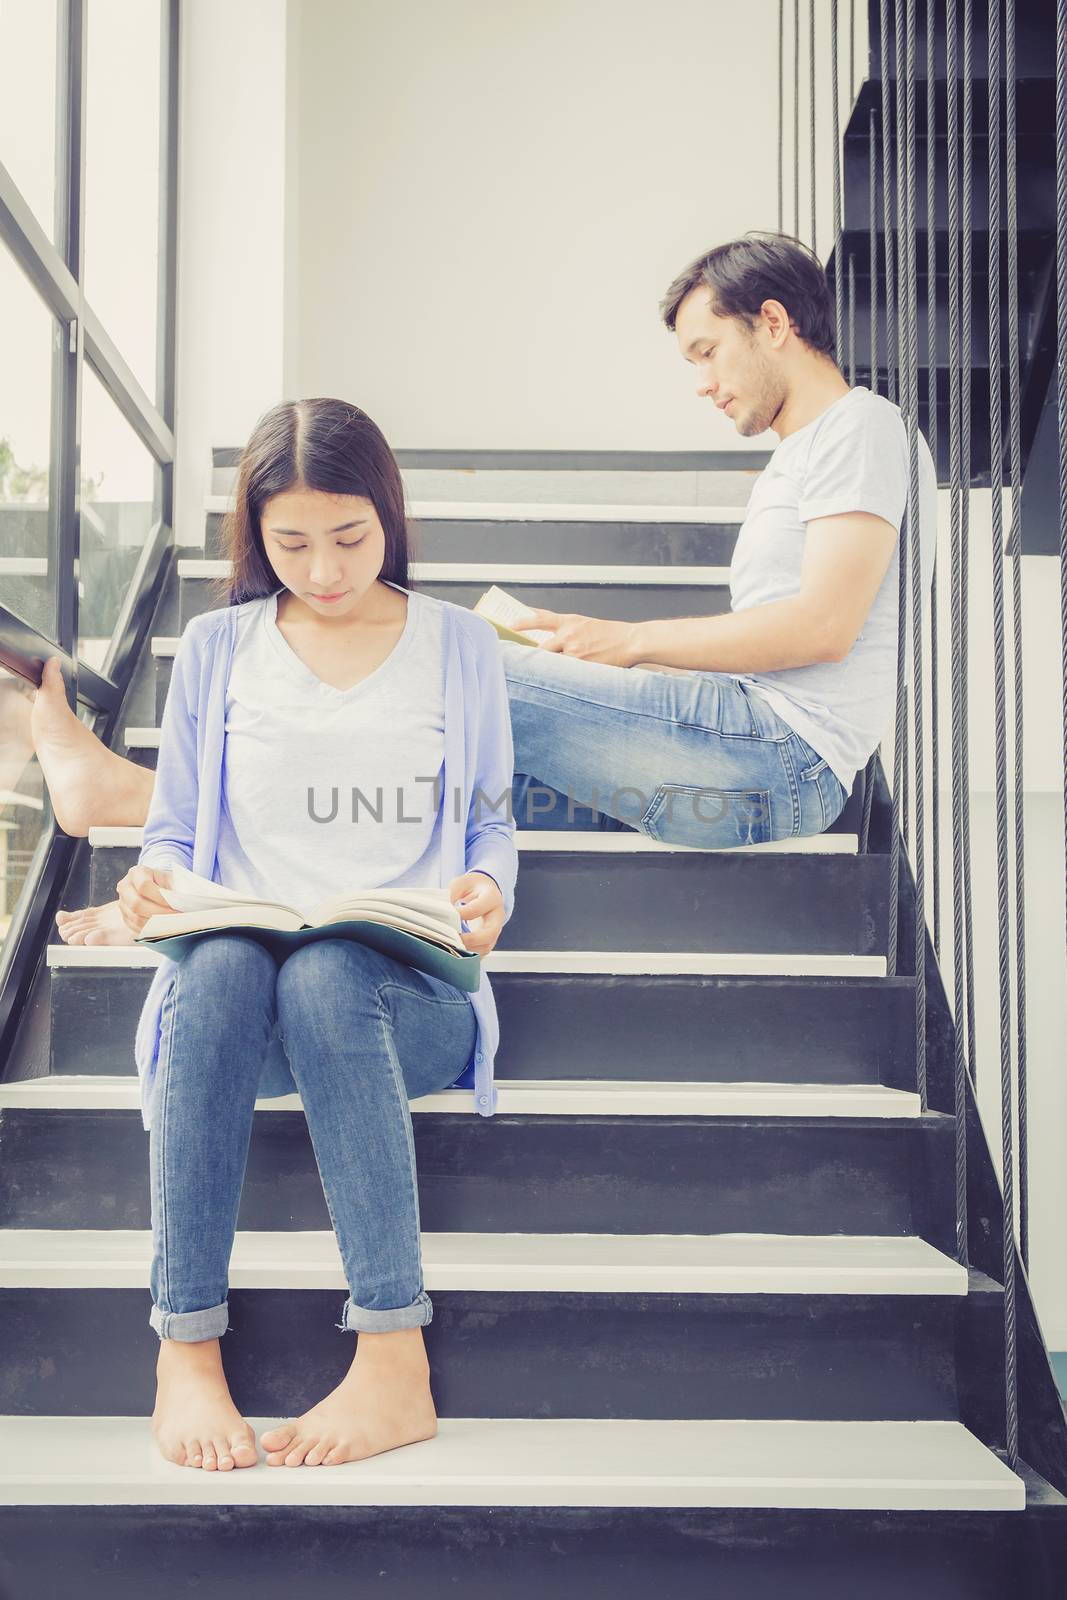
496;229;938;845
42;229;937;946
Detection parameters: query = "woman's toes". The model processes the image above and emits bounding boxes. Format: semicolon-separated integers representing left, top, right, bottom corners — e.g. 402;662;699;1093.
283;1438;310;1466
231;1436;258;1467
303;1440;329;1466
261;1424;296;1460
184;1440;203;1467
213;1437;235;1470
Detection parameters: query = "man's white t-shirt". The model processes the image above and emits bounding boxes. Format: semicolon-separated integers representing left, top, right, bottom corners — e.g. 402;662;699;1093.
732;385;938;791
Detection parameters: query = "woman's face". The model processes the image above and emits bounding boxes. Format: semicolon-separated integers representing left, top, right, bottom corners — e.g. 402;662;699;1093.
260;488;388;620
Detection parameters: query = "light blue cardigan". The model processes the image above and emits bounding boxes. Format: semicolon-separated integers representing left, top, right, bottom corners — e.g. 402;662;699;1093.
133;584;519;1133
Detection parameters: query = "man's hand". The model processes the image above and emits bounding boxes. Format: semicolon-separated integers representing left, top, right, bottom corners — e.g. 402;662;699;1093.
510;608;637;667
449;870;505;955
116;865;174;936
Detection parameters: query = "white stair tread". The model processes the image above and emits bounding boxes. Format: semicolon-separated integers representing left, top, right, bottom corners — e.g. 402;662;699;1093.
89;822;858;856
0;1074;921;1119
176;559;730;585
0;1416;1024;1509
203;495;747;524
46;943;889;977
0;1228;966;1294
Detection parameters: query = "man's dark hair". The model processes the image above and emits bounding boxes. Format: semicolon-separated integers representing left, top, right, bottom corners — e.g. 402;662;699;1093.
659;231;836;358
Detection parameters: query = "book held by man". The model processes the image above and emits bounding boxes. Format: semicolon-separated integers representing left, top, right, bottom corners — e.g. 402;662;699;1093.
473;584;698;677
134;864;483;992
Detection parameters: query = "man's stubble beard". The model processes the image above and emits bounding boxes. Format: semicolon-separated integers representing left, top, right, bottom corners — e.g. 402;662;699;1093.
735;347;788;437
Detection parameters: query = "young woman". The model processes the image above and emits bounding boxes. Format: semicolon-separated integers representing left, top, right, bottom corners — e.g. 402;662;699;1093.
127;397;517;1473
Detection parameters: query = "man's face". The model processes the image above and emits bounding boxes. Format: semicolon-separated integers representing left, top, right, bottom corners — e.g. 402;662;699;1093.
675;287;786;437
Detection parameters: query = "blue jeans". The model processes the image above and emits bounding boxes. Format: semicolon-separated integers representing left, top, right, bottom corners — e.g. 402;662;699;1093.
148;934;476;1342
500;644;849;843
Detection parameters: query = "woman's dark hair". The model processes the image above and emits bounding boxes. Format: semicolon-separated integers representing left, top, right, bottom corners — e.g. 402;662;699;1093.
659;231;837;358
212;397;415;608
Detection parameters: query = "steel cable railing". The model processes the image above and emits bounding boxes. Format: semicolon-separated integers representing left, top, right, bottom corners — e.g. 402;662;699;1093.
1058;0;1067;1339
779;0;1067;1481
944;0;971;1288
986;0;1020;1470
1004;0;1030;1276
903;0;928;1111
927;0;943;963
959;0;979;1088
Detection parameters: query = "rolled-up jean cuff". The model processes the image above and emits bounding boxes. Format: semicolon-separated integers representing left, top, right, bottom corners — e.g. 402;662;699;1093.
150;1300;230;1341
336;1289;433;1333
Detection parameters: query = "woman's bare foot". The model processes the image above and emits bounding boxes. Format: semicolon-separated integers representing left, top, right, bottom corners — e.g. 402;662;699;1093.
30;654;154;835
260;1327;437;1467
151;1335;259;1470
55;899;131;945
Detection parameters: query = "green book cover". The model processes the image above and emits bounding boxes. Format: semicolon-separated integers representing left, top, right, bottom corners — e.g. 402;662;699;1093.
137;917;482;993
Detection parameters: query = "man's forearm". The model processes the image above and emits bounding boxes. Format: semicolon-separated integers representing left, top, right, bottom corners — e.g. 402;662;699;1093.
624;596;840;673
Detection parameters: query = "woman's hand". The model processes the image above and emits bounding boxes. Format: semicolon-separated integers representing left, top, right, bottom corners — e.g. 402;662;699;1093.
449;870;505;955
116;865;174;936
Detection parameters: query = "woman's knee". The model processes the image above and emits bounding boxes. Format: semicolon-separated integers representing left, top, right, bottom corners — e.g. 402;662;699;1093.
276;937;389;1014
178;933;277;995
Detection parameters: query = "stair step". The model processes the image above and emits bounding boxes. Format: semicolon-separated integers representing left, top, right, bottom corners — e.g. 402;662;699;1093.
177;559;731;586
45;944;890;977
0;1075;922;1119
204;496;746;524
0;1227;965;1293
0;1416;1024;1509
88;822;860;856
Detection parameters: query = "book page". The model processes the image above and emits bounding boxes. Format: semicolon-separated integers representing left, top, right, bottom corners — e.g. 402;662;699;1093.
158;863;301;920
139;903;304;940
474;585;555;643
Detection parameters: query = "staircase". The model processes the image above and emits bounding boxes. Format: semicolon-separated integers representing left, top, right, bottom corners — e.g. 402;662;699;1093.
830;0;1058;549
0;455;1065;1596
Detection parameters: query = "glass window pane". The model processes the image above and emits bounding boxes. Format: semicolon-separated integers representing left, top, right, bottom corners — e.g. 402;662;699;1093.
0;667;46;952
0;240;56;643
84;0;163;402
78;363;159;667
0;1;59;245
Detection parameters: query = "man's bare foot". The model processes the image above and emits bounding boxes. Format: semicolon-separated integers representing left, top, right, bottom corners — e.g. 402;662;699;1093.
55;899;131;946
260;1327;437;1467
30;654;154;835
151;1335;259;1470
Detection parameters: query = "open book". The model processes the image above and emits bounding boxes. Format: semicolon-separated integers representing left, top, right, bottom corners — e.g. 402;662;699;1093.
133;863;482;992
473;584;698;677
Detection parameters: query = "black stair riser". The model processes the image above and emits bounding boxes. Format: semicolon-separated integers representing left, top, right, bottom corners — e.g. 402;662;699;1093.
852;75;1058;135
842;141;1056;235
827;296;1042;371
87;851;891;955
832;228;1053;280
0;1288;971;1421
47;968;919;1088
0;1110;956;1245
205;513;743;565
0;1500;1044;1600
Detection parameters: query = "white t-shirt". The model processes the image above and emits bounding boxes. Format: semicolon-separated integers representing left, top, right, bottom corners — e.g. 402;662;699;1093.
213;583;446;920
732;385;938;790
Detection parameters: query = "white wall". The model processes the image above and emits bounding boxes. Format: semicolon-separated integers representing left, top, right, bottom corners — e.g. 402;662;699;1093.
172;0;289;548
286;0;862;452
